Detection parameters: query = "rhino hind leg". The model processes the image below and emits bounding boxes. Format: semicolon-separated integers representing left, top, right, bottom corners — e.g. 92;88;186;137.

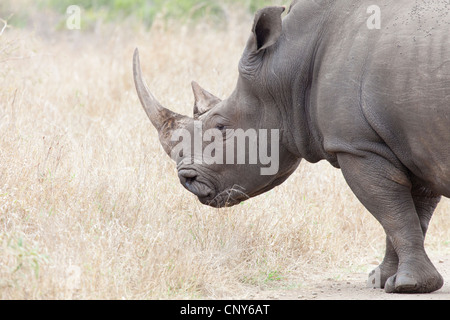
338;152;444;293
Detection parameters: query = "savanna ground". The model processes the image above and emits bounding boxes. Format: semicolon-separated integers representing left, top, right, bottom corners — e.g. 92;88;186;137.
1;1;449;300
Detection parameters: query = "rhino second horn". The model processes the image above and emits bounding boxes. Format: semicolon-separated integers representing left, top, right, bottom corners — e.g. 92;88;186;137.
133;48;191;156
191;81;222;118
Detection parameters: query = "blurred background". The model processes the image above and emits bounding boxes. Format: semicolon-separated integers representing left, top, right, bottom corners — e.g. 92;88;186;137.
1;0;285;32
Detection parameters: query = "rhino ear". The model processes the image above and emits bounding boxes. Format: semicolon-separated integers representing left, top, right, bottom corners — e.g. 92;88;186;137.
239;6;285;77
191;81;221;118
251;6;285;52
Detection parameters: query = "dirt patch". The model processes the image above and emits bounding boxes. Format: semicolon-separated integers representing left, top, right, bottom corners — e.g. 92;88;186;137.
250;256;450;300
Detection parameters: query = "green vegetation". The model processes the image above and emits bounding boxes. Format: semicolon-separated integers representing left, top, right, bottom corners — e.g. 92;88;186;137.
2;0;285;30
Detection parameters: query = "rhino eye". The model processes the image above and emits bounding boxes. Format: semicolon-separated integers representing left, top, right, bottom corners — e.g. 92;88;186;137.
216;124;225;131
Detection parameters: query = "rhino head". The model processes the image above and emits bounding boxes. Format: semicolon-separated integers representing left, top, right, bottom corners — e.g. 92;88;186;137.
133;6;301;208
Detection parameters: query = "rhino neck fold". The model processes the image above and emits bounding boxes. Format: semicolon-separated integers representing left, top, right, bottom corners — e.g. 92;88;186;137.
273;0;336;165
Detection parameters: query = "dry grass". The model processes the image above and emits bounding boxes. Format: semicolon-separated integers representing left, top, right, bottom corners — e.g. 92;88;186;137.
1;12;449;299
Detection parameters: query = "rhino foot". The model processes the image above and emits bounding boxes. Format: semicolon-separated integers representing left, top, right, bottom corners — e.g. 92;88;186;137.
367;263;397;289
384;261;444;294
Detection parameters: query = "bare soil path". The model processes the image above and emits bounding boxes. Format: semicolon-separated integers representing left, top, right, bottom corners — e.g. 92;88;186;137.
250;256;450;300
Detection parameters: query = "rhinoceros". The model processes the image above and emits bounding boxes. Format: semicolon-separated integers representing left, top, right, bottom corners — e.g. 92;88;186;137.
133;0;450;294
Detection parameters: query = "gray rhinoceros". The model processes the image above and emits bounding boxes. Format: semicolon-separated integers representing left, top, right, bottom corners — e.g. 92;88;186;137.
133;0;450;294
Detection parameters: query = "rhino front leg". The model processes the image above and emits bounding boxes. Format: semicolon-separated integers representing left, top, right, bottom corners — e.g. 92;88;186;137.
338;152;444;293
412;185;441;237
367;187;441;289
367;237;398;289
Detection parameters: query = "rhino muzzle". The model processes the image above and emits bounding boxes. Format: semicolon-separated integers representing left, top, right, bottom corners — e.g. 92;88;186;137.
178;169;213;199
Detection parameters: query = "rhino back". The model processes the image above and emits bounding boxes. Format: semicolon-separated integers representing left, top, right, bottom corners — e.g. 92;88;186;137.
311;0;450;195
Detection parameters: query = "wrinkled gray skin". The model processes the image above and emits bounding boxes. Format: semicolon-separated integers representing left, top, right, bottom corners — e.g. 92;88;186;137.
133;0;450;293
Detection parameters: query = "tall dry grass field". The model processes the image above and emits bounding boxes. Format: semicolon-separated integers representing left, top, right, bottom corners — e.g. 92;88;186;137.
1;10;449;299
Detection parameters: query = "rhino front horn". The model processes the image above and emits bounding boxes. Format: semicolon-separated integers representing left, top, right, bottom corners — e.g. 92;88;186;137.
133;48;192;156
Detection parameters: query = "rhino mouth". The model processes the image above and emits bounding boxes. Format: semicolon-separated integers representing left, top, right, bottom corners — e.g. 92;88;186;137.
178;168;250;208
203;185;250;208
178;167;286;208
203;174;292;208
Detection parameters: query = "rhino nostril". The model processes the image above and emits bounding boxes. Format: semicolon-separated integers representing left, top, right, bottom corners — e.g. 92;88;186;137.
185;176;196;187
178;170;213;199
178;170;198;187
